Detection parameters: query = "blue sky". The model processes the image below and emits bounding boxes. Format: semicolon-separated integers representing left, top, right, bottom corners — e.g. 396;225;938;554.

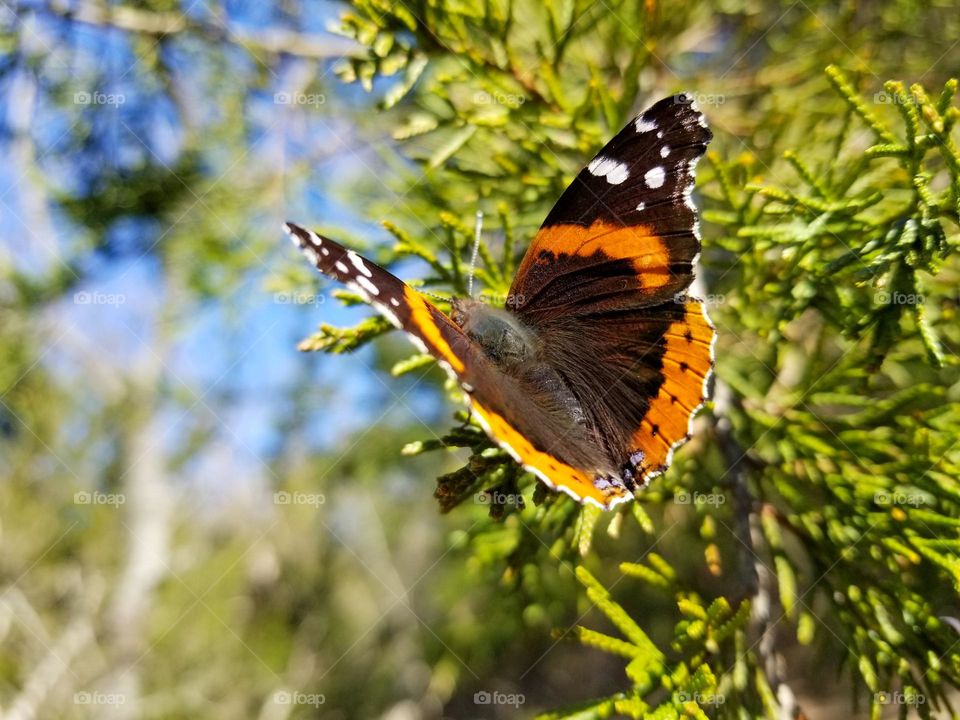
0;1;451;503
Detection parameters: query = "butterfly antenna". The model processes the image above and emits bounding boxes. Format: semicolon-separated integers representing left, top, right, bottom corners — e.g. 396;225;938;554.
419;288;452;303
467;210;483;298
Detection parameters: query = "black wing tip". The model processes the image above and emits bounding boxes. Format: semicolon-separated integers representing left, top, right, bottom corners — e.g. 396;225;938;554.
638;92;713;141
282;222;307;250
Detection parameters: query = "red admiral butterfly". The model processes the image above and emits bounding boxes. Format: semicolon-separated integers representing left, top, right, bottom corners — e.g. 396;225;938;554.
285;93;715;509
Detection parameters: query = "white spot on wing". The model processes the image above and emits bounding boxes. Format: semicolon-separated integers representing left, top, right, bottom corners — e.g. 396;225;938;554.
390;297;400;307
644;166;666;189
661;146;671;158
335;261;348;273
303;247;319;266
587;156;629;185
378;306;400;328
404;333;428;353
605;163;629;185
635;116;657;133
685;157;701;213
688;97;708;128
345;281;370;303
636;201;645;212
356;275;380;296
347;251;373;277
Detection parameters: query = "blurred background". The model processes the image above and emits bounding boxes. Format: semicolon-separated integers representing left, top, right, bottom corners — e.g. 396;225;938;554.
1;1;958;718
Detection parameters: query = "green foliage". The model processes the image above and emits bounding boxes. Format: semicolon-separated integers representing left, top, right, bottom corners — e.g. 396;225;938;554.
708;67;959;368
537;567;753;719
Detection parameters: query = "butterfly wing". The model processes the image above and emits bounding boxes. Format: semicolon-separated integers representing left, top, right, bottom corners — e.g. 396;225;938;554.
284;222;633;508
508;93;716;488
510;93;712;317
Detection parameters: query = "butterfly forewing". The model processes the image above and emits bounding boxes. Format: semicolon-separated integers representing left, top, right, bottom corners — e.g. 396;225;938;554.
510;93;712;318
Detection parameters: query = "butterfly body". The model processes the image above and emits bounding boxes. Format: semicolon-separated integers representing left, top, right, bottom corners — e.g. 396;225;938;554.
450;299;536;369
286;93;715;509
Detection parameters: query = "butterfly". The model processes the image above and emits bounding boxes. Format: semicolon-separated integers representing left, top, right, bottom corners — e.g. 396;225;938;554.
284;93;715;509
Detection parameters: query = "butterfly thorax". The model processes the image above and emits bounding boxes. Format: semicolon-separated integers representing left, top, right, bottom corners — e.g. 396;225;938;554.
450;299;536;369
452;297;596;456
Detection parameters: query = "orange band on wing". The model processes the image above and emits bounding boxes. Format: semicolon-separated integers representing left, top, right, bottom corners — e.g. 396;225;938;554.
523;221;672;288
469;400;632;510
629;300;714;476
403;286;465;374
